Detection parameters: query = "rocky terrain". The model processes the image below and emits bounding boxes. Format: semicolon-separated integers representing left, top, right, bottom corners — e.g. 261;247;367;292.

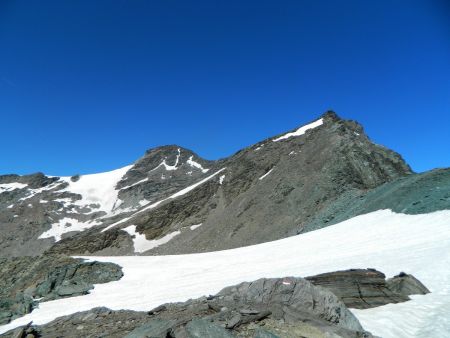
0;255;122;325
2;275;368;338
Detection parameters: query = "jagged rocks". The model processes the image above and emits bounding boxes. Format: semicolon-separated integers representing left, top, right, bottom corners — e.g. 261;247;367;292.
305;269;429;309
2;276;374;338
0;255;123;325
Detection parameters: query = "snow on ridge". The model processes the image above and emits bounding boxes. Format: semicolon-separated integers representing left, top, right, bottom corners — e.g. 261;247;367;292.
150;148;181;172
123;225;181;253
120;177;149;190
102;168;226;232
190;223;202;230
259;168;274;180
187;156;209;173
3;209;450;338
18;181;65;202
273;118;324;142
0;182;28;193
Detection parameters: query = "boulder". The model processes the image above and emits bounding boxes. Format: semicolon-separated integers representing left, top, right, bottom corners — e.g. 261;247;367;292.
306;269;428;309
386;272;430;297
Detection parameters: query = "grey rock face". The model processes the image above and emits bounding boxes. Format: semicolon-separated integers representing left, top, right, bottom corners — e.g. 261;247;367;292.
304;167;450;233
215;277;363;332
185;319;234;338
2;276;373;338
0;255;122;325
386;272;430;297
123;319;177;338
305;269;422;309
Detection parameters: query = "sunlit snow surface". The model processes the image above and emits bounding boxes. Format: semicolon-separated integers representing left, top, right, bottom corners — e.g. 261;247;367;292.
272;118;323;142
0;182;28;193
58;165;133;213
123;225;181;254
38;165;132;241
2;210;450;337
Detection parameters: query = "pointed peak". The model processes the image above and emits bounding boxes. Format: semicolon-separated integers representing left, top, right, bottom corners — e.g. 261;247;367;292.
144;144;188;156
320;110;341;122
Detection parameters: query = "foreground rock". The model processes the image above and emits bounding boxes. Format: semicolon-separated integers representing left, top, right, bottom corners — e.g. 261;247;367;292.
306;269;429;309
2;276;374;338
386;272;430;297
0;255;122;325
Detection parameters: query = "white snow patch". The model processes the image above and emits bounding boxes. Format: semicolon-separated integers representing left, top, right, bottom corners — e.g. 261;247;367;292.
255;144;264;151
0;182;28;193
190;223;202;230
54;198;73;204
150;148;181;172
273;118;323;142
38;217;101;242
18;182;64;202
138;199;151;207
187;156;209;173
40;200;48;204
259;168;274;180
7;204;14;209
3;210;450;338
58;165;132;214
219;175;225;185
102;168;226;232
123;225;181;253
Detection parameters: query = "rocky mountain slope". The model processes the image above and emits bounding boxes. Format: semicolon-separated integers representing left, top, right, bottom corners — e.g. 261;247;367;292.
1;111;417;257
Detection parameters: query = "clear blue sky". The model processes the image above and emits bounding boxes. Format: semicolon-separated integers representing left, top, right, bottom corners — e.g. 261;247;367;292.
0;0;449;175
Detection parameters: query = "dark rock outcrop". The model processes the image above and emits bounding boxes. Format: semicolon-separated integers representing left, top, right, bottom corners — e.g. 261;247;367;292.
0;255;123;325
306;269;429;309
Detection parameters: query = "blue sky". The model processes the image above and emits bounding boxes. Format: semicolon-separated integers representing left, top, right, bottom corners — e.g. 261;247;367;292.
0;0;449;175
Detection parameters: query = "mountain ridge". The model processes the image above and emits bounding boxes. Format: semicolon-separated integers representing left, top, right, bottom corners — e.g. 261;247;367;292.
1;110;420;257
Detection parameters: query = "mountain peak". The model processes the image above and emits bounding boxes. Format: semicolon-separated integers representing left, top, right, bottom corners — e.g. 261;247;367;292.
321;110;340;121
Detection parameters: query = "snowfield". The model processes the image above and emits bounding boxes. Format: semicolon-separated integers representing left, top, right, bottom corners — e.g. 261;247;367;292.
272;118;323;141
2;209;450;337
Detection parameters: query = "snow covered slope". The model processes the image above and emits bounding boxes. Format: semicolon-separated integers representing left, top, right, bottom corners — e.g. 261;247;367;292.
2;209;450;337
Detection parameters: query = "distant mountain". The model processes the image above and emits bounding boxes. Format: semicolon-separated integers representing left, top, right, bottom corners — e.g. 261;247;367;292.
2;111;450;338
1;111;449;258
